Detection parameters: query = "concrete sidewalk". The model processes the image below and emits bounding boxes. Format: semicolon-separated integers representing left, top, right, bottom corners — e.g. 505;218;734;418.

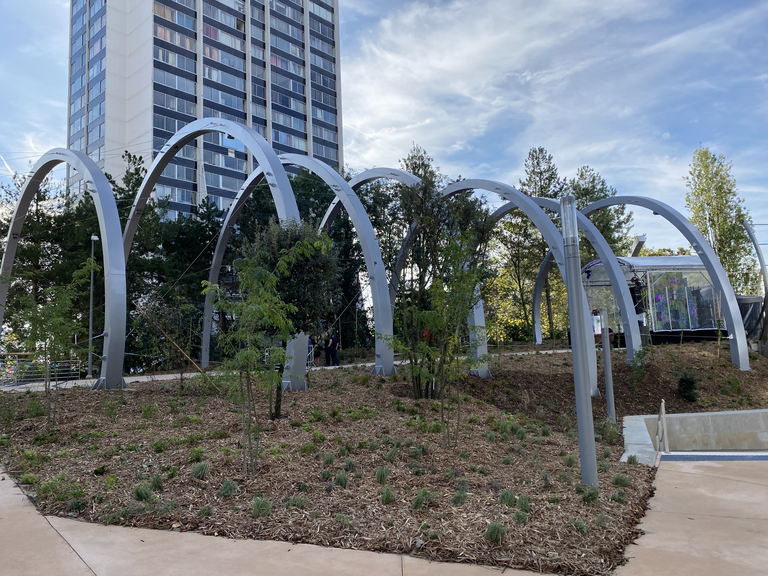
0;470;513;576
615;456;768;576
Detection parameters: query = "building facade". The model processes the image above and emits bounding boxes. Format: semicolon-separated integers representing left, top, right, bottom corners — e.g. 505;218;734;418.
67;0;343;219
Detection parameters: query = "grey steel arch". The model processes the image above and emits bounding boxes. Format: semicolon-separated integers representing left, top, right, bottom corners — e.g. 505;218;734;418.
201;162;419;376
123;118;300;260
532;252;556;345
530;198;642;362
584;196;750;371
389;180;599;394
0;149;127;390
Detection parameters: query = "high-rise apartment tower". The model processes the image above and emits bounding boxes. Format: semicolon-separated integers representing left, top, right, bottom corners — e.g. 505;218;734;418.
67;0;343;219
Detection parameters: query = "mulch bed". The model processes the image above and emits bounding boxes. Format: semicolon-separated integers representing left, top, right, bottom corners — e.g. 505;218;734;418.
7;345;734;575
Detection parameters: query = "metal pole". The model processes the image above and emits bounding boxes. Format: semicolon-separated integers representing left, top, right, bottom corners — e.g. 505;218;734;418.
600;308;616;424
561;196;599;487
87;234;98;379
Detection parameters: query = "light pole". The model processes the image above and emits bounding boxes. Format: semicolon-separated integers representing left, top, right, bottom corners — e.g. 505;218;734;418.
87;234;99;379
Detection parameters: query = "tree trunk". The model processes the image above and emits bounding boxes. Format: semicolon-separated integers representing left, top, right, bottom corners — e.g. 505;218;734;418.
545;279;555;340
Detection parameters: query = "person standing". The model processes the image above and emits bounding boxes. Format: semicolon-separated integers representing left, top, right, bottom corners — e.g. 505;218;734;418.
313;336;323;367
324;332;332;367
330;333;340;367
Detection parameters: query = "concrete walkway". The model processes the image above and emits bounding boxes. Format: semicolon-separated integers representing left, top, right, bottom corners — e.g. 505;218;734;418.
615;455;768;576
0;470;513;576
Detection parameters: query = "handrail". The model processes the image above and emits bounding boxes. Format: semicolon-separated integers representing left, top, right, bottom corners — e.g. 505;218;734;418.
656;399;670;454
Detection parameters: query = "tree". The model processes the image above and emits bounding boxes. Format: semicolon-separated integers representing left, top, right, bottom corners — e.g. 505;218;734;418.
639;246;691;257
684;146;758;294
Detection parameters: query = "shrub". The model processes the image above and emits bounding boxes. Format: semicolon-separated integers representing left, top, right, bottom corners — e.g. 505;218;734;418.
547;496;562;504
384;447;398;462
595;513;611;528
514;510;527;524
612;474;631;487
24;399;45;419
515;428;526;441
335;470;348;488
285;496;308;508
596;419;620;445
541;471;551;489
300;442;318;455
582;486;600;504
69;499;87;512
105;475;118;490
252;496;272;517
312;430;326;444
150;474;163;491
598;461;611;473
380;485;395;504
191;461;210;481
133;485;152;502
485;522;506;544
572;519;588;534
627;455;639;465
322;453;335;467
199;505;213;517
32;430;59;445
411;488;435;510
344;458;355;472
20;473;39;484
517;494;531;513
610;490;627;504
630;347;648;386
338;446;349;457
499;490;515;507
564;455;576;468
310;408;326;422
375;467;391;484
321;469;331;481
141;402;158;419
187;447;205;463
557;473;572;485
678;368;699;401
220;479;239;497
208;429;229;439
451;491;468;505
503;456;513;465
150;440;168;454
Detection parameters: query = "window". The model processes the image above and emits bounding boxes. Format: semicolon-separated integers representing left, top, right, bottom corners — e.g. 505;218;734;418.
313;142;337;161
72;32;87;53
270;34;304;59
157;185;196;204
72;0;87;14
308;17;333;39
310;53;334;73
88;56;105;80
71;135;86;151
154;1;195;30
89;35;107;59
311;88;335;107
216;0;245;12
272;129;307;151
272;90;306;113
154;137;196;159
90;0;105;17
72;12;87;34
312;106;336;125
203;149;246;171
88;101;106;123
311;70;335;90
252;8;264;23
310;36;334;56
154;24;196;51
252;46;265;61
153;68;196;94
89;78;106;100
253;123;266;137
252;102;266;118
203;45;245;71
206;195;234;211
252;62;266;80
251;25;265;42
88;123;105;145
270;16;302;41
253;84;266;98
203;106;246;124
71;94;86;114
171;0;195;8
71;72;86;94
270;0;302;23
204;65;245;91
154;91;197;116
203;131;246;151
312;124;337;143
154;113;189;133
89;145;106;162
154;46;196;73
203;24;244;50
271;70;304;95
70;114;86;135
161;163;196;182
272;110;306;132
203;86;245;111
202;3;245;32
89;13;107;39
309;1;333;22
205;172;245;192
271;54;304;77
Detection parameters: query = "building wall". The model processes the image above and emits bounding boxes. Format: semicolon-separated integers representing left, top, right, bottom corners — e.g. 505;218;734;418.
67;0;343;217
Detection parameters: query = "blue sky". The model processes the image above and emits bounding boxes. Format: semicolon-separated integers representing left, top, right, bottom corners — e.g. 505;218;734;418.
0;0;766;249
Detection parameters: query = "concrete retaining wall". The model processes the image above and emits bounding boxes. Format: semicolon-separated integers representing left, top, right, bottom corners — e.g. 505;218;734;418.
643;409;768;451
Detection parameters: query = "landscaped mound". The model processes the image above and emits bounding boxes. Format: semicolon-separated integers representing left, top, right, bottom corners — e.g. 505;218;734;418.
0;366;653;576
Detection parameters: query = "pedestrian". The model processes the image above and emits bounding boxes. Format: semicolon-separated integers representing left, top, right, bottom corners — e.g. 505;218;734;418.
324;332;332;367
313;336;323;367
331;333;340;366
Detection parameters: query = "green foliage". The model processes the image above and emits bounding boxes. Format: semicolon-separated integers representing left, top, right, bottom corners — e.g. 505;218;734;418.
312;430;326;444
20;473;39;484
540;425;552;437
150;440;168;454
596;419;620;445
411;488;436;510
610;490;628;504
582;486;600;504
187;447;205;463
451;491;468;505
514;510;528;525
380;485;395;505
252;496;272;517
300;442;318;455
150;474;163;491
37;475;86;501
384;446;398;462
343;457;355;472
199;505;213;517
133;485;152;502
375;467;391;484
335;470;348;488
627;455;639;465
564;455;576;468
678;368;699;401
24;399;45;419
612;474;631;487
322;453;335;467
630;347;648;386
572;519;588;534
32;429;59;445
484;522;506;544
499;490;516;507
105;475;118;490
517;494;531;513
141;402;158;419
191;461;210;481
285;496;308;508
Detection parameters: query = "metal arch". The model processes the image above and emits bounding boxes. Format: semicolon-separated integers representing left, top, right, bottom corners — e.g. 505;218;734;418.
531;197;642;363
584;196;750;371
319;168;422;233
389;179;599;395
532;252;555;345
0;149;127;390
122;118;300;261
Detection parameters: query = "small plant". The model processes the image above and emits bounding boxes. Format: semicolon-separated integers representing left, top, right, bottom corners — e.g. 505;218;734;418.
485;522;506;544
503;456;513;465
572;519;588;534
601;447;612;459
322;453;335;467
321;469;331;481
310;408;326;422
376;467;391;484
499;490;516;507
384;446;398;462
333;513;353;530
199;505;213;517
627;455;639;465
150;440;168;454
150;474;163;491
541;471;551;489
191;461;210;481
564;455;576;468
411;488;436;510
344;457;355;472
610;490;627;504
547;496;562;504
32;430;59;445
300;442;318;454
595;513;611;528
141;401;158;419
515;428;526;441
105;475;118;490
630;347;648;386
187;447;205;463
598;461;611;473
380;485;395;504
285;496;308;508
677;368;699;401
312;430;326;444
221;479;239;497
557;473;572;485
517;494;531;513
540;425;552;437
612;474;631;487
596;419;620;445
335;470;348;488
514;510;527;524
20;473;39;484
133;485;152;502
451;491;468;505
252;496;272;517
582;486;600;504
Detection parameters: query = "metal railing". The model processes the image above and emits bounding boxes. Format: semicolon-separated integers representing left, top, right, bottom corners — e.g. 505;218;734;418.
655;398;670;454
0;354;82;387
